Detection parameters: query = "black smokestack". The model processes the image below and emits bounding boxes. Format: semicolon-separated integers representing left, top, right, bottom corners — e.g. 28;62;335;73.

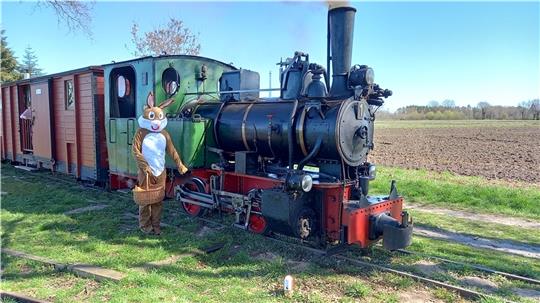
328;6;356;98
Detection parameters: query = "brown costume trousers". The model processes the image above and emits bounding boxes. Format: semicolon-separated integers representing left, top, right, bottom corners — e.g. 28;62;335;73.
138;170;167;230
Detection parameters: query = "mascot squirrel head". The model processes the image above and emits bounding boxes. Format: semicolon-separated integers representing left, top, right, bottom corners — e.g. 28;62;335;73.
138;92;174;133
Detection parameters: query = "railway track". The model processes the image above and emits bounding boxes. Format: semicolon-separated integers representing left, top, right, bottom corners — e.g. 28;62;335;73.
176;215;521;302
9;169;539;302
396;249;540;286
258;235;521;303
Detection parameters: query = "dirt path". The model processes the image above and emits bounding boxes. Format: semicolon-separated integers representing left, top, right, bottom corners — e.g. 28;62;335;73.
407;203;540;229
414;226;540;259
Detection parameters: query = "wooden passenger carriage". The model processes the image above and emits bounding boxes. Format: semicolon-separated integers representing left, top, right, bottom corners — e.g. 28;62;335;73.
1;67;108;184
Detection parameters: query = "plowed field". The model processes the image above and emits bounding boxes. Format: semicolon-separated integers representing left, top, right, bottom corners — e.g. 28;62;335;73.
370;122;540;183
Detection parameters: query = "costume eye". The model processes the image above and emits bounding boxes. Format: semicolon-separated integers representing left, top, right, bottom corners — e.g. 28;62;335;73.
148;112;155;120
158;112;164;119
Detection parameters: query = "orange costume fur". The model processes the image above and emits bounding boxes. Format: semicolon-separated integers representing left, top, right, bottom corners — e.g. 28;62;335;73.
132;92;188;234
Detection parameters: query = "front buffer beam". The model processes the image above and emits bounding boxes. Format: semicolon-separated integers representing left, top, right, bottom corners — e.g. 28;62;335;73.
342;197;413;250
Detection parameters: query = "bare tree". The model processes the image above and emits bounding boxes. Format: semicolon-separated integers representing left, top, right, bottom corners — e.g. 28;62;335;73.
442;99;456;108
517;99;540;120
530;99;540;120
38;1;94;37
518;100;530;119
477;101;490;120
427;100;439;107
128;18;201;57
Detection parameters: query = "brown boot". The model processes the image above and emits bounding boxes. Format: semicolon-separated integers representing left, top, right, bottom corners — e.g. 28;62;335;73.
153;226;161;236
139;204;153;234
140;226;153;234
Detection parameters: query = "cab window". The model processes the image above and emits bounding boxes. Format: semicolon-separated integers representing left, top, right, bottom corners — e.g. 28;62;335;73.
110;66;136;118
162;67;180;97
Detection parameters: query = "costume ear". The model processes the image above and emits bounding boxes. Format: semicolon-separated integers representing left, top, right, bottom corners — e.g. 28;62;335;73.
159;97;175;109
146;92;155;108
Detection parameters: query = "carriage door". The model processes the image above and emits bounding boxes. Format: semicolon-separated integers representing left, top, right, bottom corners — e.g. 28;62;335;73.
30;81;52;160
107;66;136;176
19;85;33;153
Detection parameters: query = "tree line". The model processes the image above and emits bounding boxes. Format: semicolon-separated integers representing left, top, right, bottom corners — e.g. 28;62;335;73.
378;100;540;120
1;30;45;82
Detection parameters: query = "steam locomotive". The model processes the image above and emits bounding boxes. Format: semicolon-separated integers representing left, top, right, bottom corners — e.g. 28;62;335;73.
1;5;412;250
176;6;412;250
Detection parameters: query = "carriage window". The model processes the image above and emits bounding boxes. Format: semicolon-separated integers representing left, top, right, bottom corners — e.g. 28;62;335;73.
65;80;75;110
110;66;136;118
23;86;32;107
117;75;131;98
162;67;180;96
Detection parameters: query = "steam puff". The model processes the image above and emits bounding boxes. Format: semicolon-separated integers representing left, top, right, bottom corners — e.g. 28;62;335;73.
327;0;351;9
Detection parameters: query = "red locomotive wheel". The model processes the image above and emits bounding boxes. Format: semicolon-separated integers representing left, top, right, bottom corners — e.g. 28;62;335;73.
182;202;203;216
248;214;269;235
180;179;207;217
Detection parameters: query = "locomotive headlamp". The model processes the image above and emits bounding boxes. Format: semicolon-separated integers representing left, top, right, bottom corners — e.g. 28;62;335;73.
349;65;374;87
368;164;376;180
365;68;374;85
287;173;313;192
301;174;313;192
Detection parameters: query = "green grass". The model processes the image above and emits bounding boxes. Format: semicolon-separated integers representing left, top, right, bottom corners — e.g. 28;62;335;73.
410;210;540;245
479;298;506;303
371;272;416;289
0;255;99;302
375;119;540;129
407;237;540;280
432;287;459;303
370;166;540;220
344;281;371;298
373;293;399;303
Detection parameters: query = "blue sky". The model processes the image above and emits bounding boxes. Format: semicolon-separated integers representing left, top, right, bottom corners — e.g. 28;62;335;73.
2;1;539;111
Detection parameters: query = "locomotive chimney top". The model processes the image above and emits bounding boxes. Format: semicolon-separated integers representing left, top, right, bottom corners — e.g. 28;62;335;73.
328;6;356;98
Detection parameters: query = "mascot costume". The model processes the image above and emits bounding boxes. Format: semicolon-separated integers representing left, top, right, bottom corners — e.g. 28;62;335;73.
132;92;188;235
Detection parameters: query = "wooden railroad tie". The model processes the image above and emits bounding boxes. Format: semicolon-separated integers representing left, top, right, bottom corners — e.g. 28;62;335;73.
0;291;51;303
2;248;126;282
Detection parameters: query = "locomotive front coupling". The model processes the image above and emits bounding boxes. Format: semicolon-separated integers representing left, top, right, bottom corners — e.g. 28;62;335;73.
369;211;413;250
